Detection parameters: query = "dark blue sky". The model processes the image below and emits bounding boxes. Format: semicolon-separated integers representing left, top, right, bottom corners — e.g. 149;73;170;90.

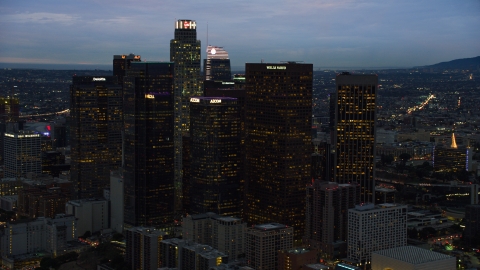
1;0;479;68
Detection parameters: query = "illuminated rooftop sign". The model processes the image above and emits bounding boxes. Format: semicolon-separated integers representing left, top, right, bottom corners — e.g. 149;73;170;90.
190;98;200;103
266;66;286;70
176;20;196;30
210;99;221;104
92;77;106;81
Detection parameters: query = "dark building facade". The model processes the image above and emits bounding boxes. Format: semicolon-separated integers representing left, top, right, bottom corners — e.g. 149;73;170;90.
0;96;20;165
70;76;123;199
189;97;241;217
170;19;202;213
304;180;360;259
244;63;312;241
123;62;175;228
113;54;141;84
333;73;378;204
204;46;231;81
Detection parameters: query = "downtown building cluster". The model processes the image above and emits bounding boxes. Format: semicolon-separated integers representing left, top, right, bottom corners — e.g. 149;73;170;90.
0;19;462;270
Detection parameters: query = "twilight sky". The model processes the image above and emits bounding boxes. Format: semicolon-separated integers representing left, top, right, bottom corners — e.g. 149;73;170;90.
1;0;479;68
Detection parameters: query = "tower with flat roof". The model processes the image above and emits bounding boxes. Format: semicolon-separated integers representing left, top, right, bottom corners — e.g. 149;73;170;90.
123;62;175;228
189;97;242;217
244;62;312;242
70;76;122;198
334;73;378;203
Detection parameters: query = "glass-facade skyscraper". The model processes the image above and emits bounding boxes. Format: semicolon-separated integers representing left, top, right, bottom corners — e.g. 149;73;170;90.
244;62;312;242
170;19;202;213
189;96;241;217
123;62;175;227
70;76;123;199
204;46;231;81
333;73;378;204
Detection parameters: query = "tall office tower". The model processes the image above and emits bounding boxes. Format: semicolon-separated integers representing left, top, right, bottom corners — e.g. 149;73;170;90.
204;46;232;81
245;223;294;270
347;203;407;266
244;63;312;242
123;62;175;228
0;96;20;165
190;97;241;216
113;54;141;84
170;19;202;214
70;76;123;199
125;227;167;270
4;131;41;178
334;73;378;203
304;180;360;259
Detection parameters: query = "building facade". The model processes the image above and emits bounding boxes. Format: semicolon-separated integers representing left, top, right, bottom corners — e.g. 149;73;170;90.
304;180;360;259
347;203;407;265
123;62;175;228
170;19;202;214
4;131;41;178
245;223;293;270
334;73;378;204
125;227;166;270
70;76;123;198
244;63;312;241
189;97;241;216
65;198;109;236
183;212;246;261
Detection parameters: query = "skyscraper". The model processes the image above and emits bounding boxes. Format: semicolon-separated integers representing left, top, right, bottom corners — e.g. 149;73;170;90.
113;54;141;84
0;96;20;165
4;131;41;178
123;62;175;228
189;97;241;217
334;73;378;203
204;46;231;81
170;19;202;213
70;76;123;199
244;62;312;241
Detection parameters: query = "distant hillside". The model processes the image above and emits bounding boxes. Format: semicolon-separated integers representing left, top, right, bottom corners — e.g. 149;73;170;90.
420;56;480;70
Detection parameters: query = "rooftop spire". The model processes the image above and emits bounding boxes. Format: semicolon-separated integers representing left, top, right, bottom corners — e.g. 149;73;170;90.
451;133;458;149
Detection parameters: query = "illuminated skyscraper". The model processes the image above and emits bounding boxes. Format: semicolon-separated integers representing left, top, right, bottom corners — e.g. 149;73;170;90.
189;97;241;217
113;54;141;84
204;46;231;81
123;62;175;228
170;19;202;213
70;76;123;199
244;62;312;241
334;73;378;203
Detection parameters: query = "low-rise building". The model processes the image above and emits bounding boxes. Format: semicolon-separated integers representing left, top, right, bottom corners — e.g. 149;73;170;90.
371;246;455;270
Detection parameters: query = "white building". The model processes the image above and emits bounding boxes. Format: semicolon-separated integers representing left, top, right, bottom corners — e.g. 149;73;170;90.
4;131;41;178
183;212;246;261
347;203;407;266
245;223;293;270
65;198;109;236
110;170;124;233
1;214;76;257
371;246;455;270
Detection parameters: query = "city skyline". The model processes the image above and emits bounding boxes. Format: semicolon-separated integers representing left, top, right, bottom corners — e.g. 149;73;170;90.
1;0;479;69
